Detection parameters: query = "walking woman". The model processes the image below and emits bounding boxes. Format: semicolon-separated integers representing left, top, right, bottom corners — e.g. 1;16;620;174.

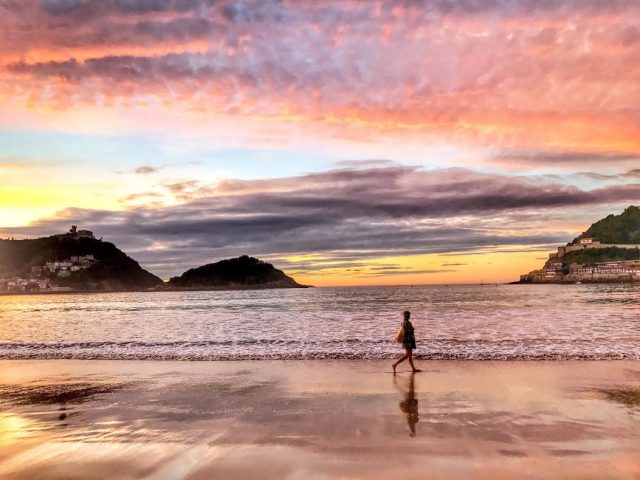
392;311;421;373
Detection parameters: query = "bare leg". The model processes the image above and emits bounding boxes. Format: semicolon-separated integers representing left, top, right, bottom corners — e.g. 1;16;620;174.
408;350;421;373
392;352;409;373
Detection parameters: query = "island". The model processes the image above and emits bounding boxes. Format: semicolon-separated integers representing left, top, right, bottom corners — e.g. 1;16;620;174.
0;227;307;293
167;255;308;290
519;206;640;283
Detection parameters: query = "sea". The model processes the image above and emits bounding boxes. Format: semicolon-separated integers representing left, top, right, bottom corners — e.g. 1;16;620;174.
0;284;638;360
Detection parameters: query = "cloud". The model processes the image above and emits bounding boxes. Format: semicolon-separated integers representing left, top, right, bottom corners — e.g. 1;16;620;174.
41;0;80;15
26;0;638;19
119;191;163;204
3;0;640;155
332;159;397;169
40;0;173;16
133;165;162;174
367;268;456;276
493;150;640;167
5;165;638;278
117;0;171;13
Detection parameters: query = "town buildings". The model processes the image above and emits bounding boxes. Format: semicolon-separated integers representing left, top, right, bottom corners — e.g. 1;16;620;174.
521;260;640;283
0;227;98;293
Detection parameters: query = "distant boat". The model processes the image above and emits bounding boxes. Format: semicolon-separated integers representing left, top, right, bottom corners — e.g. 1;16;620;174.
575;281;582;285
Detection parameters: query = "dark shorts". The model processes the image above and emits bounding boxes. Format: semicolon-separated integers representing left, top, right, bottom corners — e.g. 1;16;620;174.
403;340;416;350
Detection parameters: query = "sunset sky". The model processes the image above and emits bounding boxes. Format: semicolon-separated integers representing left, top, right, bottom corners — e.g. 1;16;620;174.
1;0;639;285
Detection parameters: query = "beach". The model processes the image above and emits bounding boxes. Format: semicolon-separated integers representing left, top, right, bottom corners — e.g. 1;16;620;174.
1;359;639;479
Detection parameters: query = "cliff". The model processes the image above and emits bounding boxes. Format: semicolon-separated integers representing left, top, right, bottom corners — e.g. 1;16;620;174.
0;235;163;291
168;255;306;289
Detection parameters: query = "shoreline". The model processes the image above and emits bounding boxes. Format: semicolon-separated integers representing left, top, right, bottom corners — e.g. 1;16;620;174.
3;281;639;297
515;279;639;284
0;284;312;297
1;355;639;361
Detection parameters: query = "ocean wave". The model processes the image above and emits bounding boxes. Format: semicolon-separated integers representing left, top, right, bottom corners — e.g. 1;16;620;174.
2;285;639;361
1;340;638;361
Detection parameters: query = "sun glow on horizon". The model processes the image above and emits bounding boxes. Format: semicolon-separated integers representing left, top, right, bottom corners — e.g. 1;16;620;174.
284;249;549;287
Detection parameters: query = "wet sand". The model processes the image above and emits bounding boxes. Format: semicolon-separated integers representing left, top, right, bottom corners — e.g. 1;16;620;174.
0;360;639;479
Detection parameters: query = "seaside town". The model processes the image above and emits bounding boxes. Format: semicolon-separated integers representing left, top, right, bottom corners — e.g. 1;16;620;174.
520;238;640;283
0;226;98;293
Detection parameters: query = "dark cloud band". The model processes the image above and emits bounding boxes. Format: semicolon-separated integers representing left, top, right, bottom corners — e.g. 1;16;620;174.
5;166;638;278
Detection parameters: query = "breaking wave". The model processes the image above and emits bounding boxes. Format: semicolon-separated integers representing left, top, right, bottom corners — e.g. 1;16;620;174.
1;338;638;360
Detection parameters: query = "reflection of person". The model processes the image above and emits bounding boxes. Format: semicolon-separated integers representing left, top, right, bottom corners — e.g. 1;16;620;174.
392;311;421;373
394;372;419;436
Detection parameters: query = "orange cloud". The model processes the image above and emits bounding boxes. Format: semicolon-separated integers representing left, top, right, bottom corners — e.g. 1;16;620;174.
2;0;640;159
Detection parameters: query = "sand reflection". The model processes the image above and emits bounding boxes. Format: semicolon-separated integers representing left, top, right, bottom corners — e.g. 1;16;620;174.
394;373;419;436
0;360;639;479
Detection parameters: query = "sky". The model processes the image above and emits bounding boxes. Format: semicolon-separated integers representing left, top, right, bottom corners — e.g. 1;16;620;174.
1;0;639;286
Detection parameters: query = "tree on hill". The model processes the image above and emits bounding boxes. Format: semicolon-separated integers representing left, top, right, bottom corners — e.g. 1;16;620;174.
571;205;640;244
560;247;640;265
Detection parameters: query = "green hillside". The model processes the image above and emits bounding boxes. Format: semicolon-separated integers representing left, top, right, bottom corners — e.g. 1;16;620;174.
0;235;162;290
561;247;640;265
572;205;640;244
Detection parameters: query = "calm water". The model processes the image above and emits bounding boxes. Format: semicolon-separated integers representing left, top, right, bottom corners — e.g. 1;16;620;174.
0;284;638;360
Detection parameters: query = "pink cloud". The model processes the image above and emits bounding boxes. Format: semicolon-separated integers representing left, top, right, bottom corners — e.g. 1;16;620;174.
2;0;640;159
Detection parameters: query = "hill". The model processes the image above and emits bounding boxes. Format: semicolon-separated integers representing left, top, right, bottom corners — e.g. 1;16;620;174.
168;255;306;289
572;205;640;244
519;206;640;283
0;234;162;291
559;246;640;266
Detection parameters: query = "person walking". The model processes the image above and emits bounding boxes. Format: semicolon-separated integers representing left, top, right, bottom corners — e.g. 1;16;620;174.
392;310;421;373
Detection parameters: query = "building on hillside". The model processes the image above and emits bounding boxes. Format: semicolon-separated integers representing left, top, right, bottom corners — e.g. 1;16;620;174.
44;255;96;276
543;262;565;280
579;238;595;245
56;226;95;239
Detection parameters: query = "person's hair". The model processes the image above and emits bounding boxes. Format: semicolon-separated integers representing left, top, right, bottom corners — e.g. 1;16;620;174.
403;310;411;317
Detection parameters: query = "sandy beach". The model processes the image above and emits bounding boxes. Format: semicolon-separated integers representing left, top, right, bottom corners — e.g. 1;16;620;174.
0;360;638;479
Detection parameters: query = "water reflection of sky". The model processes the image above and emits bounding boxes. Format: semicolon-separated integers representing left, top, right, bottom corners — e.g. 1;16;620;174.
0;360;639;479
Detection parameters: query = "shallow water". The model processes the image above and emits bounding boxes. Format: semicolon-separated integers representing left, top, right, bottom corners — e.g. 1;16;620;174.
0;360;639;479
0;284;638;360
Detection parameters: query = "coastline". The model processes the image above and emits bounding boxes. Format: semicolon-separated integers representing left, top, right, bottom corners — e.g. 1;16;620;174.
514;278;639;284
1;359;639;479
0;283;312;297
5;280;640;297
